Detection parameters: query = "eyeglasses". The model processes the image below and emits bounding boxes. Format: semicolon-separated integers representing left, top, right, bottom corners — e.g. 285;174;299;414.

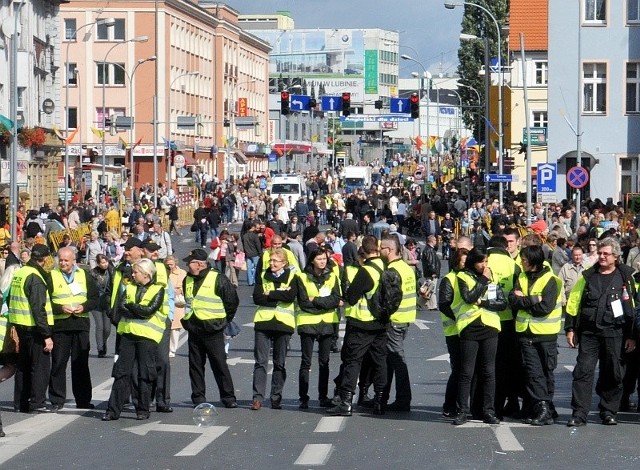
269;258;284;264
597;252;614;257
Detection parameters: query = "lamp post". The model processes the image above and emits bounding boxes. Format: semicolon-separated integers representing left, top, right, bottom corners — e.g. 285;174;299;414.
167;71;200;192
64;17;115;210
446;0;504;205
100;35;149;202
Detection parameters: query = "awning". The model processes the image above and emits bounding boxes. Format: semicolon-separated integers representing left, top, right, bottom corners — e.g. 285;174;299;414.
234;149;248;165
271;143;312;155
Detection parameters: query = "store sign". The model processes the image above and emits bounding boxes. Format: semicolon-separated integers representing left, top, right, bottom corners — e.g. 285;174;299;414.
238;98;248;117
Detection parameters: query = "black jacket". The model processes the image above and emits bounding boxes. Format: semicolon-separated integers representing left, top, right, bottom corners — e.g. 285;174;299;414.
181;268;239;335
47;267;99;333
10;260;52;338
344;257;387;331
242;231;262;258
296;265;341;336
253;268;298;333
421;244;441;278
439;268;461;321
342;241;358;267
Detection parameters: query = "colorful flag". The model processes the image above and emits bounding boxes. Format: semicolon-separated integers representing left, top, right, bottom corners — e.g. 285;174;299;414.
90;127;105;139
64;127;79;144
132;137;143;151
118;135;128;150
0;114;14;130
415;136;423;151
428;135;438;150
52;125;65;140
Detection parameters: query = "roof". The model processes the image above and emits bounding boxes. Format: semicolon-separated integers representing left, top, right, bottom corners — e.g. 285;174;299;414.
509;0;548;52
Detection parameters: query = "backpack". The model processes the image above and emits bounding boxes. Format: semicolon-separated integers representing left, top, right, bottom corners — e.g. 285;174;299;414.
366;263;403;323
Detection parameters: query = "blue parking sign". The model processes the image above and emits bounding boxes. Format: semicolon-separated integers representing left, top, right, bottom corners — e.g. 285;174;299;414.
537;163;557;193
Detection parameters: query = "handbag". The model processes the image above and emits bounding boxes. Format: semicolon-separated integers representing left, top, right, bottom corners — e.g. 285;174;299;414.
190;222;198;232
1;323;19;355
224;320;241;338
233;252;246;270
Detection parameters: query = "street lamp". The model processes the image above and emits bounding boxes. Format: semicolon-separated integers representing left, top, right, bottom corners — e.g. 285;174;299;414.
167;71;200;191
445;0;504;205
64;17;115;210
100;35;149;202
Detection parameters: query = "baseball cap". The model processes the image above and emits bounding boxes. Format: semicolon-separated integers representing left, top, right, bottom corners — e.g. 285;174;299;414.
121;237;143;250
183;248;208;263
141;239;161;251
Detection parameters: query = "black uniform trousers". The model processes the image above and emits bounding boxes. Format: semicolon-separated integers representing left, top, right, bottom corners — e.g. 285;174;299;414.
189;328;236;406
457;332;499;416
49;330;92;407
382;323;411;406
622;348;640;401
14;327;51;411
571;330;625;420
299;332;332;402
252;329;289;403
444;334;462;414
106;333;157;418
151;319;171;407
495;320;522;415
518;337;557;404
338;323;387;395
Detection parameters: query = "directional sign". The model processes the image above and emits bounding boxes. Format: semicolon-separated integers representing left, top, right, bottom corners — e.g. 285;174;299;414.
537;163;556;193
567;166;589;189
484;174;513;183
124;421;229;457
290;94;310;112
321;96;341;112
390;98;409;114
341;115;414;123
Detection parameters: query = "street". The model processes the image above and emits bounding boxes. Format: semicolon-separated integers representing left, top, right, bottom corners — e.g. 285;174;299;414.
2;232;640;469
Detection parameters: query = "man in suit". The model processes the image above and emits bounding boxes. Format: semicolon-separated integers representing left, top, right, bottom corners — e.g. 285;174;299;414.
422;211;441;238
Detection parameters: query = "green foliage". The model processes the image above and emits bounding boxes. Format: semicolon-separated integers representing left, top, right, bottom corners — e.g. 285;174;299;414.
0;123;11;145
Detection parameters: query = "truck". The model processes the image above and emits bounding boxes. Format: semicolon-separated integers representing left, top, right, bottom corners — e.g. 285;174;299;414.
269;174;306;202
343;166;372;193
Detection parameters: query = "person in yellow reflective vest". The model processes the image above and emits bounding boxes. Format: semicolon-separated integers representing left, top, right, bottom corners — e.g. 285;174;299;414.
47;246;98;411
295;247;342;409
251;248;298;411
102;258;166;421
9;244;54;413
453;247;506;426
257;234;300;279
380;234;416;412
438;247;469;418
509;245;562;426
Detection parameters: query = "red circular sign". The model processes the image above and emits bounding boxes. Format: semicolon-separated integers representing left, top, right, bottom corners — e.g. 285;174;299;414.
566;166;589;189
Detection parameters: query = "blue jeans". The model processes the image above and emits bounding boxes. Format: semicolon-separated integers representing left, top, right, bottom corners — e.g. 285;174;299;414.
247;256;259;286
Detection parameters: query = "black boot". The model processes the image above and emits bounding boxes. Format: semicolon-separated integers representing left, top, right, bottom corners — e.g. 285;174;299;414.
373;391;385;415
357;386;374;408
0;410;4;438
327;391;353;416
530;401;553;426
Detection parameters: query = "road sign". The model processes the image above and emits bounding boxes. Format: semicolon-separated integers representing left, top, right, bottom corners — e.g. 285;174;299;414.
523;127;547;146
290;94;310;112
484;174;513;183
390;98;409;114
321;96;341;112
173;154;185;169
176;167;188;178
537;163;556;192
567;166;589;189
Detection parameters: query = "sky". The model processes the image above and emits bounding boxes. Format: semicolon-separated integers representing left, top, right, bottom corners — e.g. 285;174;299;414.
222;0;465;78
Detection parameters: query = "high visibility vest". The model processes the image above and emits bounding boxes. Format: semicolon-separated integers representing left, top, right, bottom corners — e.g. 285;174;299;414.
343;265;359;318
183;271;226;321
50;268;89;321
117;283;167;343
0;315;7;351
261;249;299;273
154;261;171;318
455;271;501;334
441;271;463;337
487;253;516;321
353;258;385;323
8;265;54;327
515;271;563;335
253;272;296;329
110;268;125;310
296;271;340;326
387;258;416;323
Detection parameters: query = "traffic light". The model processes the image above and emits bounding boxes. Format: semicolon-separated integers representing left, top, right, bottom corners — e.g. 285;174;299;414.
518;142;528;154
223;119;230;127
105;115;116;136
280;91;290;115
410;93;420;119
341;92;351;116
308;98;317;110
374;100;383;110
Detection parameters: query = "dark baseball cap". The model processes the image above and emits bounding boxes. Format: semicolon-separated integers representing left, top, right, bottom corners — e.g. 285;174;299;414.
121;237;143;250
140;239;161;251
183;248;208;263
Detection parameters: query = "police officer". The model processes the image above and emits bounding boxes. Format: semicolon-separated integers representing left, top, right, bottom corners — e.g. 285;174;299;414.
9;244;54;413
329;235;390;416
182;248;239;409
380;234;416;412
566;238;636;426
509;245;562;426
48;246;98;411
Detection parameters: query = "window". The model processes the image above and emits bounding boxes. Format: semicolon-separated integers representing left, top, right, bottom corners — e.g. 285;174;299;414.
64;18;77;41
583;63;606;113
66;63;77;86
627;63;640;113
97;63;125;86
97;19;125;41
67;107;78;129
532;111;548;127
96;107;126;129
630;0;640;22
534;61;548;85
584;0;606;22
17;87;25;109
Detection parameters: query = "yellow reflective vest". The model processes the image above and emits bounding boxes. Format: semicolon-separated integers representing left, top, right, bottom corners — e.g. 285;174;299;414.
352;258;385;323
0;315;7;351
254;273;296;329
9;265;54;327
441;271;462;337
343;265;359;319
387;258;416;323
261;248;300;273
296;271;340;326
515;270;563;335
487;251;516;321
184;271;226;321
117;283;167;343
455;271;501;334
154;260;171;318
50;268;89;321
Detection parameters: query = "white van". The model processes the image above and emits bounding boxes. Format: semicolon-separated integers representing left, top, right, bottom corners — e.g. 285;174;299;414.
269;174;306;202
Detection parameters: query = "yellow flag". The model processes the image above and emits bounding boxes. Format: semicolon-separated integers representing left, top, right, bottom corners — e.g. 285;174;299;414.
90;127;105;139
118;135;128;150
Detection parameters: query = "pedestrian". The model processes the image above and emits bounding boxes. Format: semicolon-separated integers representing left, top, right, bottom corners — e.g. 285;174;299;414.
251;248;298;410
565;238;636;426
164;255;186;358
421;235;441;310
242;221;262;286
91;254;114;358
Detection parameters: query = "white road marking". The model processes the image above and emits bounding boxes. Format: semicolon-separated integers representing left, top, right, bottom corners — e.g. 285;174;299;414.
123;421;229;457
294;444;334;466
242;322;255;328
564;365;575;372
414;319;433;330
226;357;257;366
458;421;530;452
427;353;450;362
314;417;346;433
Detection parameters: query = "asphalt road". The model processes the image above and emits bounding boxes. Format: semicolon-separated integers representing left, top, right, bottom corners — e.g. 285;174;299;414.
2;231;640;469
